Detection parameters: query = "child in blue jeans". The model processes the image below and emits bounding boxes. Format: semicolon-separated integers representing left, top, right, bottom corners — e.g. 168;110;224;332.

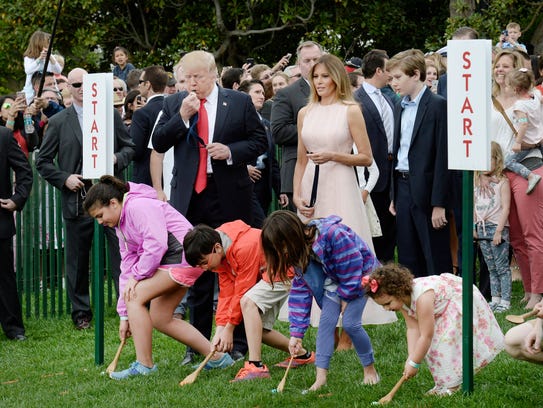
261;210;380;393
474;142;512;312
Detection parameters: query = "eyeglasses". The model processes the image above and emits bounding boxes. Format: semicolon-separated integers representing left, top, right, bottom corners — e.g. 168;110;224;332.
289;73;302;79
2;103;11;109
70;82;83;88
113;87;124;92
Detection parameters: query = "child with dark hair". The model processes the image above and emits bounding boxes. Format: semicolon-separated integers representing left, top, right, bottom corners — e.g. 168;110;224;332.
184;219;314;383
364;264;504;396
112;46;135;81
83;175;233;380
183;221;264;361
261;210;380;393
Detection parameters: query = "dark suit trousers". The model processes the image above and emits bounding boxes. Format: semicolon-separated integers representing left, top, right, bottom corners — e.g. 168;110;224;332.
370;190;396;263
395;177;452;277
64;216;122;322
185;177;248;356
65;215;94;322
0;238;25;337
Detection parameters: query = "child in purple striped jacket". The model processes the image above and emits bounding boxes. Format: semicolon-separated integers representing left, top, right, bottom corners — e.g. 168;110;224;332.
261;210;381;393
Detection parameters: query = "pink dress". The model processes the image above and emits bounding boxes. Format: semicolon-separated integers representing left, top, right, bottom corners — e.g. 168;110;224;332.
299;101;396;325
299;102;373;250
404;273;504;388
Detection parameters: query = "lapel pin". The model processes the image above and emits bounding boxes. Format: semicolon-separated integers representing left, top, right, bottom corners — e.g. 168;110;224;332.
223;102;227;106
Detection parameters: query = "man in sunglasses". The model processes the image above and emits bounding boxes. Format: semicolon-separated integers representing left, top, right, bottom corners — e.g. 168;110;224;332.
36;67;135;330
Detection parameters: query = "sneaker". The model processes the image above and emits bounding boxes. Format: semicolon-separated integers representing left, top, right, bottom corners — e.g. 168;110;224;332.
109;361;157;380
494;304;510;313
230;362;270;382
527;174;541;194
202;352;235;370
275;351;315;368
488;301;499;311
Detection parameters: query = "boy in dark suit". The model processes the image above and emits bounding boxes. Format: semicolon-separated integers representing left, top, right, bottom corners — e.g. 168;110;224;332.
387;49;452;277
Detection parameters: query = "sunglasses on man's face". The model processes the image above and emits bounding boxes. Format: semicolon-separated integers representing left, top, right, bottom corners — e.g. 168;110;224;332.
70;82;83;88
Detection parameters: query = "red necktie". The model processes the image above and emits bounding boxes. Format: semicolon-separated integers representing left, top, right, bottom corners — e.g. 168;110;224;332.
194;98;208;193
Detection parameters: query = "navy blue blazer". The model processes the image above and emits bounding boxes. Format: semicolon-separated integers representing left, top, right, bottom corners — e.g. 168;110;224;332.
391;87;449;211
354;86;395;193
130;95;164;185
152;86;268;223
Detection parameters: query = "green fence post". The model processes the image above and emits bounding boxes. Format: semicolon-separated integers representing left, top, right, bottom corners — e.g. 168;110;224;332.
462;170;474;394
93;221;105;365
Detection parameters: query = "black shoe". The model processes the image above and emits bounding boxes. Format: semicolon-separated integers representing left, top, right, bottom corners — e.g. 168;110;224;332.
9;333;27;341
75;316;91;330
229;350;245;362
180;351;195;366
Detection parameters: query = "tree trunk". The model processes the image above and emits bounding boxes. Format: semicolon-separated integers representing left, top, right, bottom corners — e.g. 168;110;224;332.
530;18;543;55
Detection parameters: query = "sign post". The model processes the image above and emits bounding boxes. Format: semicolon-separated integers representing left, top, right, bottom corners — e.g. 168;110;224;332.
82;73;114;179
82;73;114;365
447;39;492;394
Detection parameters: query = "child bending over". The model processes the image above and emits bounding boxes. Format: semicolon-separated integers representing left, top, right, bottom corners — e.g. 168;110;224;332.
365;264;504;396
84;176;233;380
261;210;380;393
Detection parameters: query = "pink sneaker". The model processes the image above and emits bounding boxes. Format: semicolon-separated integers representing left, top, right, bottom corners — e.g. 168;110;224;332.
230;362;270;382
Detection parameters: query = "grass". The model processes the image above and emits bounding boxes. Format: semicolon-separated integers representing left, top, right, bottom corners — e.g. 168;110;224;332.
1;281;542;408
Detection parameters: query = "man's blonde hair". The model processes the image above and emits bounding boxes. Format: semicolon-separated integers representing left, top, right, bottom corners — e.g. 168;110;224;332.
180;51;217;74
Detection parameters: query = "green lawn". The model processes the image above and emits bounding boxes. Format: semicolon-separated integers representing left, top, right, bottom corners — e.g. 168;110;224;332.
1;281;541;408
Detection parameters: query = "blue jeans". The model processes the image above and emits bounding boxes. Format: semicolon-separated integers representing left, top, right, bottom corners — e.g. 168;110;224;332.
476;223;511;302
316;291;374;369
505;147;543;179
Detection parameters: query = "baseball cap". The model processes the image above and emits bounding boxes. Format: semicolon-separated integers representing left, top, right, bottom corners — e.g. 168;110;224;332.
345;56;362;73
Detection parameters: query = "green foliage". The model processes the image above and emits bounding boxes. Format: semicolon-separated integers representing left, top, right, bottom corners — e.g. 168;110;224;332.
440;0;543;52
11;0;543;93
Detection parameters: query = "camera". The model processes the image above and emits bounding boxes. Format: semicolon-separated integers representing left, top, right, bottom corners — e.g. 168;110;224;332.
246;57;255;68
502;29;509;37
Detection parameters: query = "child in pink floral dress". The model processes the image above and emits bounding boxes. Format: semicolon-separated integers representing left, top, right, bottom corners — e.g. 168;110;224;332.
363;264;504;396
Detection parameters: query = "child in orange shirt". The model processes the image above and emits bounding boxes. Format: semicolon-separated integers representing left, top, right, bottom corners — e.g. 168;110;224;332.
184;220;314;380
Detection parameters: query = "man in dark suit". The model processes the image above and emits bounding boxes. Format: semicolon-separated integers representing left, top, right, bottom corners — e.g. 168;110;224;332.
130;65;168;185
36;68;135;329
271;41;323;211
387;50;452;277
354;49;397;262
0;127;33;341
152;50;268;364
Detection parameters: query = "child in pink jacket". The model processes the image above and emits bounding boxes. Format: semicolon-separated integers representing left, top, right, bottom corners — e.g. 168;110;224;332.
83;175;233;379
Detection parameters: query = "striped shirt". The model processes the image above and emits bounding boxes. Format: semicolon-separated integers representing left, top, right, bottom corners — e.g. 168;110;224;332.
289;215;380;338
